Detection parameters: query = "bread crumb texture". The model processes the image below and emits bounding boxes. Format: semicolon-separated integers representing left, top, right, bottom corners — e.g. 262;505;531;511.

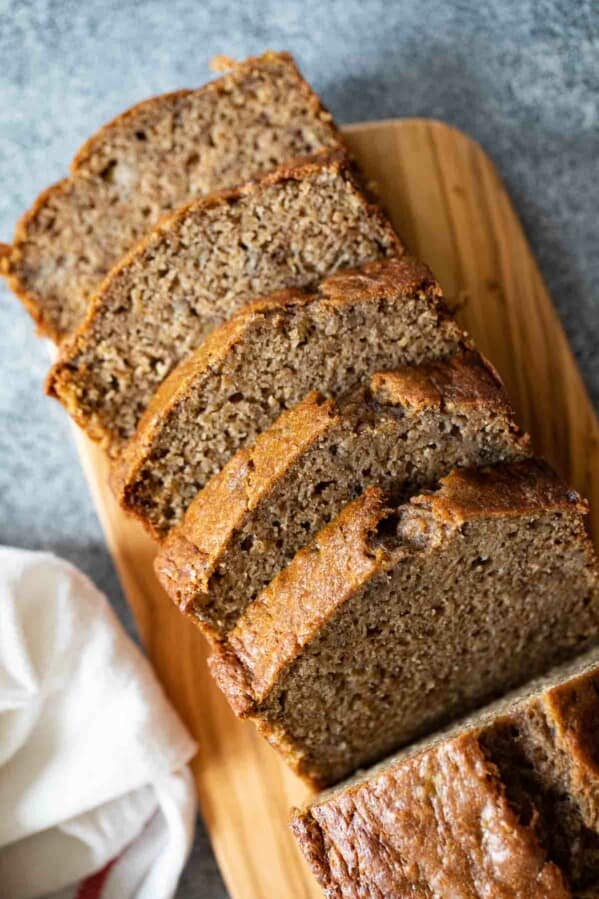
5;52;343;339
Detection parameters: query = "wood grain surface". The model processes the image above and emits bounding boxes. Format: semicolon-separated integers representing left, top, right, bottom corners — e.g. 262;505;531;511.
70;118;599;899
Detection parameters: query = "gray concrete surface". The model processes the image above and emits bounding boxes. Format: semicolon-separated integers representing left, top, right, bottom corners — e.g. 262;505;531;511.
0;1;597;895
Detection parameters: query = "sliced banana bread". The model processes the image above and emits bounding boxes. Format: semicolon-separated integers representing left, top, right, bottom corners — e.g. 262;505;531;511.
47;153;403;449
155;351;530;639
292;648;599;898
210;460;599;787
110;258;470;539
2;52;343;340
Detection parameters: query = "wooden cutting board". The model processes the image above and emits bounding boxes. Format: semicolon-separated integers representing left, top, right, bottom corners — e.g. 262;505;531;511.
70;119;599;899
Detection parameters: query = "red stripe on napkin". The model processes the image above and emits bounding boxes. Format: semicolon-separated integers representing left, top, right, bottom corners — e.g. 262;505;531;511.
75;857;118;899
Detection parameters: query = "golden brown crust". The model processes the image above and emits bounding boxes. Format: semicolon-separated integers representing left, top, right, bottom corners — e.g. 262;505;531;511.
292;734;570;898
154;391;338;612
545;676;599;779
304;252;434;306
416;458;587;525
370;349;510;413
5;51;344;341
543;671;599;829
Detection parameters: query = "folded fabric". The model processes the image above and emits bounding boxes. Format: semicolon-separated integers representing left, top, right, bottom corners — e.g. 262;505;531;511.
0;547;198;899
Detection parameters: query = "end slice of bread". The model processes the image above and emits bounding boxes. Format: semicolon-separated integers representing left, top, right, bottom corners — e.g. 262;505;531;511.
109;257;469;539
3;51;344;340
46;153;403;448
155;351;530;640
210;459;599;787
291;648;599;897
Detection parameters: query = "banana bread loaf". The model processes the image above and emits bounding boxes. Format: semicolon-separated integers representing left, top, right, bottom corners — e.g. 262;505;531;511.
210;460;599;787
155;351;530;639
110;257;470;539
2;52;344;340
292;648;599;898
47;153;403;450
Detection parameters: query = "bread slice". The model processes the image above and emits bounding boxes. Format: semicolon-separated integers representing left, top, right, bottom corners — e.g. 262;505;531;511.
110;257;470;539
291;648;599;897
47;153;403;449
2;52;344;340
210;459;599;787
155;351;531;639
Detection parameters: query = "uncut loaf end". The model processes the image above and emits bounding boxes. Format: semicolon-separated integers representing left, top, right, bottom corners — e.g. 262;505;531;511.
47;153;403;450
210;460;599;787
111;257;470;540
2;51;344;340
292;648;599;898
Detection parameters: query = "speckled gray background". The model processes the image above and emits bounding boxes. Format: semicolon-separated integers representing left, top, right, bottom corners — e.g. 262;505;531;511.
0;1;597;896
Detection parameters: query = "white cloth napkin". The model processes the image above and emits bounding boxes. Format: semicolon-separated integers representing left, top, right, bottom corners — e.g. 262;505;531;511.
0;547;198;899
